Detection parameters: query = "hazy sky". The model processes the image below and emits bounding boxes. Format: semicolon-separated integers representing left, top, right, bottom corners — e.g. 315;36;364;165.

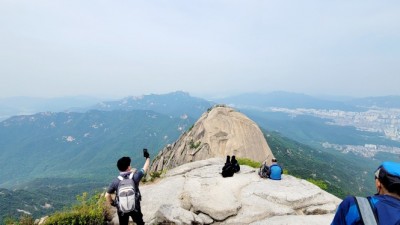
1;0;399;99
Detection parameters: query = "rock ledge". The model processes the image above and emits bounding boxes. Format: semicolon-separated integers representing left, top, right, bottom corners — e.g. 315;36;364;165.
137;158;340;225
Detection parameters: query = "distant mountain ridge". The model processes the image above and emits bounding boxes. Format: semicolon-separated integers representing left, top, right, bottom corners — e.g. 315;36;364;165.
347;95;400;108
2;91;399;122
214;92;359;111
91;91;214;119
0;96;103;121
215;91;400;110
0;91;213;122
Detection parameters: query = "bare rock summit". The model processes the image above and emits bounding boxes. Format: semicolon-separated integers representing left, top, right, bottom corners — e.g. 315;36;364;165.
140;158;340;224
150;105;275;173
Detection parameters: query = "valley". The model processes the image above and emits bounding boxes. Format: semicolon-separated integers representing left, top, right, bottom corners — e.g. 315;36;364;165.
269;107;400;142
0;91;399;224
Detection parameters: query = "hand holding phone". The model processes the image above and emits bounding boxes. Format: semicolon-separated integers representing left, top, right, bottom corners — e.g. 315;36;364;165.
143;148;150;159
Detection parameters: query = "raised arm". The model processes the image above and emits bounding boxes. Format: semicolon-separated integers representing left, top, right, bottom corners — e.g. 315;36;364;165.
143;157;150;173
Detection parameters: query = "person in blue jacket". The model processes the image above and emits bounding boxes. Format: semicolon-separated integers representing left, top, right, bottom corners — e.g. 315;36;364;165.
331;161;400;225
269;158;283;180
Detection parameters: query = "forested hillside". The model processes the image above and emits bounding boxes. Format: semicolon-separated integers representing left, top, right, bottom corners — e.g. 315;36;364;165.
265;130;378;198
0;178;105;224
0;110;193;187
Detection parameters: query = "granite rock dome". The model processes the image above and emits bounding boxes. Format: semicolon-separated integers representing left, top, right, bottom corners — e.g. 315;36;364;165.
150;105;275;172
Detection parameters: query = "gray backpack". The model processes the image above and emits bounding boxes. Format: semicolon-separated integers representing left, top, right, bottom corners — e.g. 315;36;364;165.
259;163;270;178
117;173;138;213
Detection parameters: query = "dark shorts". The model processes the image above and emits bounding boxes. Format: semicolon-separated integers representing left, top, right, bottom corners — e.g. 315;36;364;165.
117;210;144;225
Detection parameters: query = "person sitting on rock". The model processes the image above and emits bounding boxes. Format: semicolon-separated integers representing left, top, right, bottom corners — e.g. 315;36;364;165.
269;158;283;180
331;161;400;225
222;155;235;177
231;155;240;173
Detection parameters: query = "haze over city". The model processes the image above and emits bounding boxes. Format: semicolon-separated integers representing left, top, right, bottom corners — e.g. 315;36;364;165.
1;1;399;99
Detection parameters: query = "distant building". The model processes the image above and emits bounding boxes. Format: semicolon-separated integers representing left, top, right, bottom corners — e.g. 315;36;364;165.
364;144;377;150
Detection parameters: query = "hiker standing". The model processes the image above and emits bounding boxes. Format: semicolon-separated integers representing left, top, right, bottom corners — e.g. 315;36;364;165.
331;161;400;225
105;149;150;225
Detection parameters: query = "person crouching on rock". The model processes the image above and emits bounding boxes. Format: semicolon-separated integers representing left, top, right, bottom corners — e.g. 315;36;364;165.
231;155;240;173
222;155;235;177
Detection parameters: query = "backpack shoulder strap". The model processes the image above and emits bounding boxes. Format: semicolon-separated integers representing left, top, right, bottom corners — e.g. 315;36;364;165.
354;196;378;225
118;172;135;181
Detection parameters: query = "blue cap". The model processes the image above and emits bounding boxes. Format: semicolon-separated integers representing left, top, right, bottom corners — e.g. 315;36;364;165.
376;162;400;191
379;162;400;177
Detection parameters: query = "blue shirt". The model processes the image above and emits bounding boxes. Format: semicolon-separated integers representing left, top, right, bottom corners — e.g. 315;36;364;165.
269;163;283;180
331;195;400;225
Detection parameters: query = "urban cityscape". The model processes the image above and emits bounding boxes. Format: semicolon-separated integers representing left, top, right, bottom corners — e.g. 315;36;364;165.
269;107;400;158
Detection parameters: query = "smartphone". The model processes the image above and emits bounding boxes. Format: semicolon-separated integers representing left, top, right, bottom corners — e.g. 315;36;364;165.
143;148;149;158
